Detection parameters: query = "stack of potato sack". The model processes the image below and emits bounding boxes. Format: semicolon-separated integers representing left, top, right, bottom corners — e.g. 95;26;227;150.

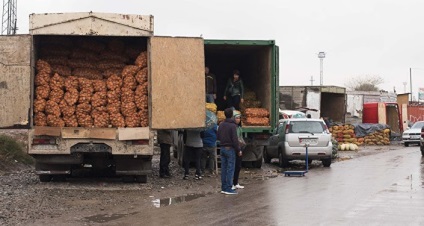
330;125;360;151
240;90;261;112
360;129;391;145
217;111;225;124
206;103;217;114
243;108;270;126
33;38;149;128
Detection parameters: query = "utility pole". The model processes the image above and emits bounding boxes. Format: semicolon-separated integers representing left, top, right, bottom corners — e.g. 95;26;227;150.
310;76;315;86
410;68;412;102
1;0;17;35
318;52;326;86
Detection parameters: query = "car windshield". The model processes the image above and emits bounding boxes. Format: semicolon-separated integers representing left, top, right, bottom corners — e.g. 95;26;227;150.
411;122;424;129
289;121;325;134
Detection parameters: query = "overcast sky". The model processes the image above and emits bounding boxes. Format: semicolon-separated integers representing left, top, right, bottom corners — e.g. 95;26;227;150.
16;0;424;99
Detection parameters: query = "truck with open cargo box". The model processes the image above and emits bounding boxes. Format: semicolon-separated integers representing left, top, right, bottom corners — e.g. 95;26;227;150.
0;12;206;182
176;40;280;168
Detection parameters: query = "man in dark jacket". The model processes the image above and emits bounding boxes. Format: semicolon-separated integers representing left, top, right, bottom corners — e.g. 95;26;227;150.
157;130;173;178
205;67;217;103
223;69;244;110
217;108;240;195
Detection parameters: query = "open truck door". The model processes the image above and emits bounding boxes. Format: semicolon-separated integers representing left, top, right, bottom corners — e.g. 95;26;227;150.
0;35;32;128
149;36;205;129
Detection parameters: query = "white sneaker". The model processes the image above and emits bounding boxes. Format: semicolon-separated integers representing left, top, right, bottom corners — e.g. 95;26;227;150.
231;185;236;190
235;184;244;189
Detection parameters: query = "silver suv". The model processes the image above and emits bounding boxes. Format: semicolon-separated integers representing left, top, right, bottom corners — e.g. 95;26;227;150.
263;118;333;167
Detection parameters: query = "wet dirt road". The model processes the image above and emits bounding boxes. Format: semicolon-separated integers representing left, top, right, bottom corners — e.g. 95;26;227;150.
29;146;424;226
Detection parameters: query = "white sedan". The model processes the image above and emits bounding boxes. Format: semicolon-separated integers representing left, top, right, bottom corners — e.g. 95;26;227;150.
402;121;424;147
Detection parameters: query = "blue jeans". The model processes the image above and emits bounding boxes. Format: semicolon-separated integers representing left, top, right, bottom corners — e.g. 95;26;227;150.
220;148;236;192
206;94;215;103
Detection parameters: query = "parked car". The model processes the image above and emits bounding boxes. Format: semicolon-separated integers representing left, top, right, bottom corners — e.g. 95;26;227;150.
402;121;424;147
420;126;424;156
263;118;333;167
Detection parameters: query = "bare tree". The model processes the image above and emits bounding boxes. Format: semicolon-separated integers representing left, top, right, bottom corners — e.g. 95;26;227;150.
345;75;384;91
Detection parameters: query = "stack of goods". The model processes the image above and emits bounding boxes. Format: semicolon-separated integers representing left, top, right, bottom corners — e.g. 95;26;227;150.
360;129;391;145
243;108;270;126
206;103;217;113
330;125;360;151
33;38;148;128
217;111;225;124
240;90;261;112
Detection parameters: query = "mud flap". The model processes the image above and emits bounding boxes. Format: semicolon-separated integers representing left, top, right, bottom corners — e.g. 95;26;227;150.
115;156;152;176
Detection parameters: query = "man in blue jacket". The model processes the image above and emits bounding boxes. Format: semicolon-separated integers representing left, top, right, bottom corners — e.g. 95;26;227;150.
201;124;218;176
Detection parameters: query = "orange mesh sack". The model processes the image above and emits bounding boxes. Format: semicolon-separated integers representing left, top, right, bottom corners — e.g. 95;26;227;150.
244;108;270;117
34;112;47;126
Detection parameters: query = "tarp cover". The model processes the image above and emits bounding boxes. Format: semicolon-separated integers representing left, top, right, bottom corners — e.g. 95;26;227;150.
353;123;390;137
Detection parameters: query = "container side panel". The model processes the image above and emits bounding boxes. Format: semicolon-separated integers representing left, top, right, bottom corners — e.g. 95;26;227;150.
0;35;31;128
30;12;153;36
306;89;320;119
149;37;205;129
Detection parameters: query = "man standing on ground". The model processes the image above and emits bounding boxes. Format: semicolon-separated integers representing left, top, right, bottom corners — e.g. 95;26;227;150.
201;124;218;176
205;66;217;103
157;130;173;178
217;108;240;195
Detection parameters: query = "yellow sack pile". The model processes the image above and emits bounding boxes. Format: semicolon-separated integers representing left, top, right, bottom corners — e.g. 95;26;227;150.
330;124;361;151
217;111;225;124
361;129;391;145
206;103;217;113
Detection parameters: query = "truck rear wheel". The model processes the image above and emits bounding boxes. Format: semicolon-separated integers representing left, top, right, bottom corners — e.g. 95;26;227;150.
39;175;52;182
263;147;271;164
135;175;147;183
252;159;263;168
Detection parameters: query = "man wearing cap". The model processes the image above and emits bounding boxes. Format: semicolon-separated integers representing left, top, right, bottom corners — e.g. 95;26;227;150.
217;108;240;195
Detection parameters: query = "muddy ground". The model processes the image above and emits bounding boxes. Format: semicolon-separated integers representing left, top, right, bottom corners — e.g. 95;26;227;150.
0;129;405;225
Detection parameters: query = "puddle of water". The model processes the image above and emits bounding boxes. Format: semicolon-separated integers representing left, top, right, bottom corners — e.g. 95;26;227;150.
152;192;214;208
85;212;138;223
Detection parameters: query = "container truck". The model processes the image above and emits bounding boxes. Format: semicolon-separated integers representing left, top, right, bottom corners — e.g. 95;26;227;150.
0;12;206;182
176;40;280;168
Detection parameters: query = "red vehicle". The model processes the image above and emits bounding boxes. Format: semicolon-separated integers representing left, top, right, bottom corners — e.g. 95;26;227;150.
362;102;403;134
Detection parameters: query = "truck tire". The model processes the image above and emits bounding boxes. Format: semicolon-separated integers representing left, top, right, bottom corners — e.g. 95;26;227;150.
39;175;52;182
421;145;424;156
278;151;289;168
322;158;332;167
135;175;147;183
404;143;409;147
122;176;135;183
253;159;263;168
263;147;271;164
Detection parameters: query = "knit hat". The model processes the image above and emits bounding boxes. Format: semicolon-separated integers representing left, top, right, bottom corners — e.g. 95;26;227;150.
233;110;241;119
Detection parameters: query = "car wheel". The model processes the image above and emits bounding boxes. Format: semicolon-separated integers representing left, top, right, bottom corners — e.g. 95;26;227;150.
322;158;331;167
253;159;263;168
278;151;289;168
263;147;271;164
421;145;424;156
39;175;52;182
404;142;409;147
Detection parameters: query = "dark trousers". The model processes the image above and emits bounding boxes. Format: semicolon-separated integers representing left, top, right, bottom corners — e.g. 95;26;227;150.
230;95;241;110
183;146;202;176
233;154;242;185
159;143;171;176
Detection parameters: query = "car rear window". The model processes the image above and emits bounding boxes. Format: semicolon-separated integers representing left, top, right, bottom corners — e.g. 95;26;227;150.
289;121;325;133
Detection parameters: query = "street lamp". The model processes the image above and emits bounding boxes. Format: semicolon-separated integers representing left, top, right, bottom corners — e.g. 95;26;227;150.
318;52;326;86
